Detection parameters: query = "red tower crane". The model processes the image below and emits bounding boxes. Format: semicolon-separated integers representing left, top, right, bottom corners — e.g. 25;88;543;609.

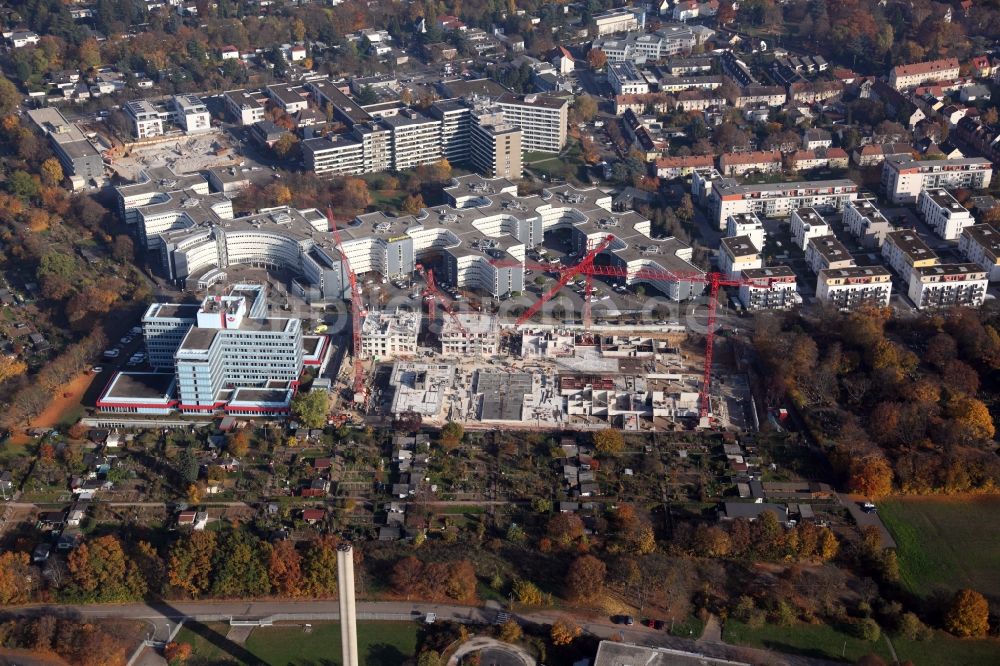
576;264;778;417
514;235;615;328
327;207;366;401
416;264;468;336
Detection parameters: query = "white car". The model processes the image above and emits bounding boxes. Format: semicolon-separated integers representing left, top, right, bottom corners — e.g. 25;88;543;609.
424;613;436;624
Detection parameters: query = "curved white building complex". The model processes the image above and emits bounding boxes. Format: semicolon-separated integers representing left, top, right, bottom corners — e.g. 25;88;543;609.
122;172;704;302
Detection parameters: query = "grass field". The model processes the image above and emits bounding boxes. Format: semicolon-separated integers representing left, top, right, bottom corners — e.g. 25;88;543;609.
175;620;419;666
723;620;893;662
879;496;1000;599
893;631;1000;666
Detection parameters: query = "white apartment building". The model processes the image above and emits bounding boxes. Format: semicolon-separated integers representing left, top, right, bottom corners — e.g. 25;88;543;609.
718;236;761;280
383;109;443;171
440;313;500;356
706;178;859;230
882;156;993;204
805;235;854;274
608;62;649;95
172;95;210;133
266;83;309;113
429;98;473;164
917;188;975;240
497;93;568;153
843;199;894;248
816;266;893;310
125;100;166;139
360;308;421;359
789;208;831;250
224;89;266;126
116;167;210;226
594;8;641;35
302;136;365;176
882;230;939;279
592;25;703;63
726;213;765;252
136;190;234;248
959;224;1000;281
739;266;798;311
907;263;988;309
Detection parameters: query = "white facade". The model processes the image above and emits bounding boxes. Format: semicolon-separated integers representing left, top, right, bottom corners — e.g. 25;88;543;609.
882;156;993;204
726;213;766;252
718;236;761;280
843;199;893;248
384;110;443;171
125;100;166;139
224;89;266;126
172;95;211;133
592;26;698;63
918;188;975;241
805;235;854;274
497;94;568;153
959;224;1000;281
816;267;892;310
738;266;799;311
907;264;988;309
789;208;830;251
881;230;939;279
709;180;859;230
594;8;641;35
608;62;649;95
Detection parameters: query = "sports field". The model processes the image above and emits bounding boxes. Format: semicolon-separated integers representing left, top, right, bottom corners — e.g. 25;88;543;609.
879;496;1000;598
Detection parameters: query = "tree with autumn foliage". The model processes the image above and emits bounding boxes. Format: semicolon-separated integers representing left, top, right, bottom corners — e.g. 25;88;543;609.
210;529;270;598
586;48;607;69
164;642;193;665
402;193;426;215
593;429;624;456
0;551;33;604
227;429;250;457
550;619;582;646
944;588;990;637
269;539;304;597
303;535;340;597
65;535;147;602
167;531;217;598
848;456;893;499
565;555;606;603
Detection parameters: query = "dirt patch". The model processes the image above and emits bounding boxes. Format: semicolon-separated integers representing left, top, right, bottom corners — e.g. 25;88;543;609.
27;372;94;429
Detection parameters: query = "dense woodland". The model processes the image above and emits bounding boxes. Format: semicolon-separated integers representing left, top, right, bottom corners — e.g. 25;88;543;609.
754;306;1000;497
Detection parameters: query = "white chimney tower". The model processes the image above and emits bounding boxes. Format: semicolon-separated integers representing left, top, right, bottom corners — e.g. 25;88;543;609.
337;542;359;666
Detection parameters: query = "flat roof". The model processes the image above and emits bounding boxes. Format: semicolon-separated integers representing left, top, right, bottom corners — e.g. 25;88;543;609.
742;265;796;279
144;302;201;320
102;372;175;401
721;235;758;257
809;235;852;262
963;224;1000;256
818;266;892;280
913;263;986;278
885;230;937;261
475;370;532;421
179;327;219;351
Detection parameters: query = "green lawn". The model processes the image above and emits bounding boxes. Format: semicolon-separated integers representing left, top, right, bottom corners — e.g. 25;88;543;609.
723;620;893;663
879;496;1000;598
176;620;418;666
893;631;1000;666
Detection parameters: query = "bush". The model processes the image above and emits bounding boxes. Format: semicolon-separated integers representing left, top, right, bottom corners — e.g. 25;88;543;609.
855;618;881;642
898;612;931;641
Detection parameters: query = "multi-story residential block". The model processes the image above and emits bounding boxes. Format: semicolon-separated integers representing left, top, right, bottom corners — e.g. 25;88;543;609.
816;266;893;309
842;199;893;248
881;229;939;278
882;156;993;204
718;150;782;176
497;93;568;153
734;85;787;107
360;308;421;359
429;98;473;164
266;83;309;113
889;58;960;90
116;167;210;226
223;89;266;126
719;236;762;279
608;62;649;95
592;25;705;63
125;100;166;139
25;107;104;187
593;7;642;35
302;135;365;176
918;188;976;240
726;213;765;252
907;263;988;309
172;95;210;133
440;313;500;356
470;106;522;180
805;235;854;274
382;109;443;171
739;266;799;311
790;208;831;250
706;179;858;230
959;223;1000;281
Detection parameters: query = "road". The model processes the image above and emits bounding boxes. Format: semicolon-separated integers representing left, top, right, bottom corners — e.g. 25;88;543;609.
1;600;845;666
837;493;897;549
